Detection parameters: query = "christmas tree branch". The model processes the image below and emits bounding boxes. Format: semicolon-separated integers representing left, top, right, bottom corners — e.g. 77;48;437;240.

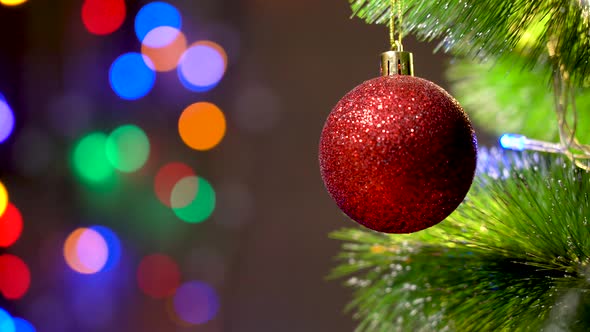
350;0;590;86
446;55;590;143
331;149;590;331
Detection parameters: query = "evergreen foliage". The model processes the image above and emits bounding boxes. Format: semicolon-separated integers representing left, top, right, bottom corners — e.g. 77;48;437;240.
350;0;590;86
446;56;590;142
331;149;590;331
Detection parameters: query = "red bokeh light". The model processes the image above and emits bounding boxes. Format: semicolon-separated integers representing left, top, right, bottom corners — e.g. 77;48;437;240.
0;203;23;248
154;162;195;207
81;0;126;36
137;254;181;299
0;254;31;300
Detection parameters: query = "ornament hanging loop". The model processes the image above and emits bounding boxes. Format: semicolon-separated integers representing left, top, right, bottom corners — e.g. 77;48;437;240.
381;0;413;76
388;0;404;50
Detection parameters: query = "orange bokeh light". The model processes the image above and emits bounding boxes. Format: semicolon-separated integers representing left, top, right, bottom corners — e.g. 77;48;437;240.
141;27;187;72
178;102;226;151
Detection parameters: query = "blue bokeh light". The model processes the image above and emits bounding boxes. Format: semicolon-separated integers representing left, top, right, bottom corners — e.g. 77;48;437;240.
0;308;15;332
12;318;35;332
135;2;181;43
109;53;156;100
90;225;121;272
178;43;226;92
499;133;526;151
0;94;15;144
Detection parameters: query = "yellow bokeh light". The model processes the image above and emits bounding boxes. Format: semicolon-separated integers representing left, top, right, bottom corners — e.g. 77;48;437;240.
178;102;226;151
0;0;28;6
0;181;8;216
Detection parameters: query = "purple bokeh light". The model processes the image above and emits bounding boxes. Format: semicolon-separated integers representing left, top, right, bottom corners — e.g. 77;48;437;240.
0;95;15;143
172;281;219;325
76;228;108;273
178;43;226;92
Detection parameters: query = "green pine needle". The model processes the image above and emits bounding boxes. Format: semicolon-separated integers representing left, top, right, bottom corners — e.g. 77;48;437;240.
446;56;590;143
349;0;590;86
330;148;590;331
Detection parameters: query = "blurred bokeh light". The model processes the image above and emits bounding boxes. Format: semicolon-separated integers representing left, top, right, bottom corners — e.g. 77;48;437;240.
109;53;156;100
137;254;180;299
0;94;15;144
154;162;195;207
0;254;31;300
0;0;26;6
169;174;198;209
11;318;35;332
64;228;109;274
0;0;361;330
89;225;121;272
81;0;126;36
105;124;150;173
141;27;187;72
195;23;241;65
172;176;216;223
0;203;23;248
0;308;14;332
72;132;115;184
172;281;219;325
135;2;181;43
178;41;227;92
178;102;226;151
76;228;109;273
0;182;7;216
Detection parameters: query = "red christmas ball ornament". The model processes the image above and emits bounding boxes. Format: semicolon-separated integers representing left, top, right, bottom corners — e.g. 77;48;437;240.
319;51;477;233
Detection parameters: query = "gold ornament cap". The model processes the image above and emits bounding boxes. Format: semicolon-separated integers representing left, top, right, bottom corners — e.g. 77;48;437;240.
380;49;414;77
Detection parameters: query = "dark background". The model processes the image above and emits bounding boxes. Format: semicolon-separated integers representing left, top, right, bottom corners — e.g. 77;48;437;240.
0;1;453;331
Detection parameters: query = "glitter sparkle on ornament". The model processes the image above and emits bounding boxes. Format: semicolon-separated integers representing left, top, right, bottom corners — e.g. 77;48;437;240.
319;75;477;234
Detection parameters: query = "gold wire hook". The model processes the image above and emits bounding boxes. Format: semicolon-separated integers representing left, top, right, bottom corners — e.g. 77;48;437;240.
382;0;413;76
389;0;404;51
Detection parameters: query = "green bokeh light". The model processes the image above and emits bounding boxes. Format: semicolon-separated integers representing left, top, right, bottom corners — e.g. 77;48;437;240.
172;176;216;223
73;132;115;183
105;124;150;173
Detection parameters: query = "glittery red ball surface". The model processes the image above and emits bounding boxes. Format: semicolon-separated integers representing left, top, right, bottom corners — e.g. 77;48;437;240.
319;75;477;233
